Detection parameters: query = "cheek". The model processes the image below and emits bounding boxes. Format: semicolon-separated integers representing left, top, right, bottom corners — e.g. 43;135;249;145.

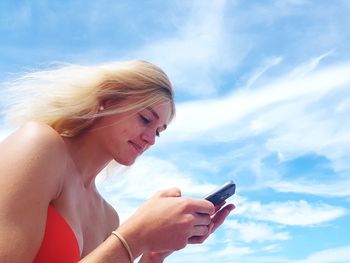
120;125;140;138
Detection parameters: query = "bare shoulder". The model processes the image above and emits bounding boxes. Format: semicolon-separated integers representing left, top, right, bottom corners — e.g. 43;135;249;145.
2;122;66;162
0;121;67;201
0;122;68;261
2;121;65;151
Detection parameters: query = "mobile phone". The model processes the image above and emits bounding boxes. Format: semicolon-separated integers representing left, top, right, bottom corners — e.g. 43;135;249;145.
204;180;236;206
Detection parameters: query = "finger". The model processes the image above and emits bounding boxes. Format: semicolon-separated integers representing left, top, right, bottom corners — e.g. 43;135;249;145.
214;201;226;212
188;223;214;244
211;204;235;233
192;225;210;237
193;213;211;226
157;187;182;198
187;199;215;215
188;234;209;244
213;204;235;222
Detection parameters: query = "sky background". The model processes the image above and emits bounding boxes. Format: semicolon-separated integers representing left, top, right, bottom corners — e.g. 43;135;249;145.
1;0;350;262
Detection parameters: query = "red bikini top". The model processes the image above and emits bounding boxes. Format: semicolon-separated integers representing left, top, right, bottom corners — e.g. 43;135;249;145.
33;205;80;263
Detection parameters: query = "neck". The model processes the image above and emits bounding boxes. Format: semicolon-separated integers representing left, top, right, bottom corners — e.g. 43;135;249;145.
63;130;112;188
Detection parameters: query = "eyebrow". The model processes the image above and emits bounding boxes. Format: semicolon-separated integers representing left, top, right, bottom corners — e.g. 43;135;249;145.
146;107;159;119
146;107;167;130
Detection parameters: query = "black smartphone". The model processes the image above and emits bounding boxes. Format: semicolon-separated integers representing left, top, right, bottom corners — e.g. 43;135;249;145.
204;180;236;206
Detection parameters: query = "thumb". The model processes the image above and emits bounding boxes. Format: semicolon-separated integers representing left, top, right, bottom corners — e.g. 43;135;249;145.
157;187;182;198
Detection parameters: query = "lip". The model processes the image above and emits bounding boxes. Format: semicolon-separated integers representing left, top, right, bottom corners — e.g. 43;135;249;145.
129;141;143;154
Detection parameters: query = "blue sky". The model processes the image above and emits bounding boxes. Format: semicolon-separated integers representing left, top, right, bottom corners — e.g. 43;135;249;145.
1;0;350;262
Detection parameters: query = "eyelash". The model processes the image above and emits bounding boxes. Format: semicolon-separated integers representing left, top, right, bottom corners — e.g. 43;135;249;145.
140;115;151;125
139;115;160;137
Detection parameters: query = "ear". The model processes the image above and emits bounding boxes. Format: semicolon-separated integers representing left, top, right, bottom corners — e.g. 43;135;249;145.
100;98;120;109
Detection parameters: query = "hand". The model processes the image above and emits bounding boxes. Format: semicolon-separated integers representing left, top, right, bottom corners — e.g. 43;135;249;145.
137;201;235;262
117;188;215;256
138;250;174;263
188;202;235;244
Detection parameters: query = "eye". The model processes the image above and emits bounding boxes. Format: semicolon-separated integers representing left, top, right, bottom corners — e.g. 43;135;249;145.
139;115;151;125
139;114;162;138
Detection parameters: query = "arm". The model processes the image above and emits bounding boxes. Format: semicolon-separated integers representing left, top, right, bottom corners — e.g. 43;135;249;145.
91;199;234;263
80;188;216;262
0;123;145;263
0;123;65;262
1;123;218;263
137;202;235;263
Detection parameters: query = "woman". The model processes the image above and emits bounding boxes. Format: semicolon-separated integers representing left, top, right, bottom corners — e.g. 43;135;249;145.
0;60;234;262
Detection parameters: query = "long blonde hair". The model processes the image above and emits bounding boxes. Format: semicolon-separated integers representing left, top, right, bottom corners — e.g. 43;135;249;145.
4;60;175;136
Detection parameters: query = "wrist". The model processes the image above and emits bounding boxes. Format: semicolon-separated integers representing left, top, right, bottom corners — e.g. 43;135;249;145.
111;231;134;262
141;251;169;263
116;220;148;258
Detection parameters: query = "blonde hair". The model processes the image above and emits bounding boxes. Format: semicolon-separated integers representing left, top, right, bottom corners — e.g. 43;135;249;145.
4;60;175;136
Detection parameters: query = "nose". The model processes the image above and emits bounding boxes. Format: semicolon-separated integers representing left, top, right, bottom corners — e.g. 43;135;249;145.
141;129;156;146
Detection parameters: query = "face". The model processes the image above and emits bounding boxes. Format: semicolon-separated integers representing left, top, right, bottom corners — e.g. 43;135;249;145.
92;100;172;165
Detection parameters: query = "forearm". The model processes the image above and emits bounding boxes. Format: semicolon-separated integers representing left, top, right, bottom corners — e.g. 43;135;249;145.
79;234;142;263
79;236;170;263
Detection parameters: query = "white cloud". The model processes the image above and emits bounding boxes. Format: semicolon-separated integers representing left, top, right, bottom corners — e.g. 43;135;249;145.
1;1;350;262
245;56;283;89
261;244;282;253
167;243;254;263
212;243;254;258
159;56;350;176
96;156;258;263
96;156;219;221
283;50;335;80
131;0;248;96
269;178;350;198
236;198;347;226
294;246;350;263
224;220;290;243
167;56;350;141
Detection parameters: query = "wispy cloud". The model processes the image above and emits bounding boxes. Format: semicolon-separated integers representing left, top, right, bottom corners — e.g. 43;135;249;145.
2;1;350;262
294;245;350;263
236;198;347;226
166;55;350;141
269;178;350;198
155;55;350;191
167;240;254;263
131;0;249;96
245;56;283;89
225;220;290;243
97;156;218;220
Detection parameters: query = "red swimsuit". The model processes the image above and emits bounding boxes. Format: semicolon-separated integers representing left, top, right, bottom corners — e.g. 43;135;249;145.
33;205;80;263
